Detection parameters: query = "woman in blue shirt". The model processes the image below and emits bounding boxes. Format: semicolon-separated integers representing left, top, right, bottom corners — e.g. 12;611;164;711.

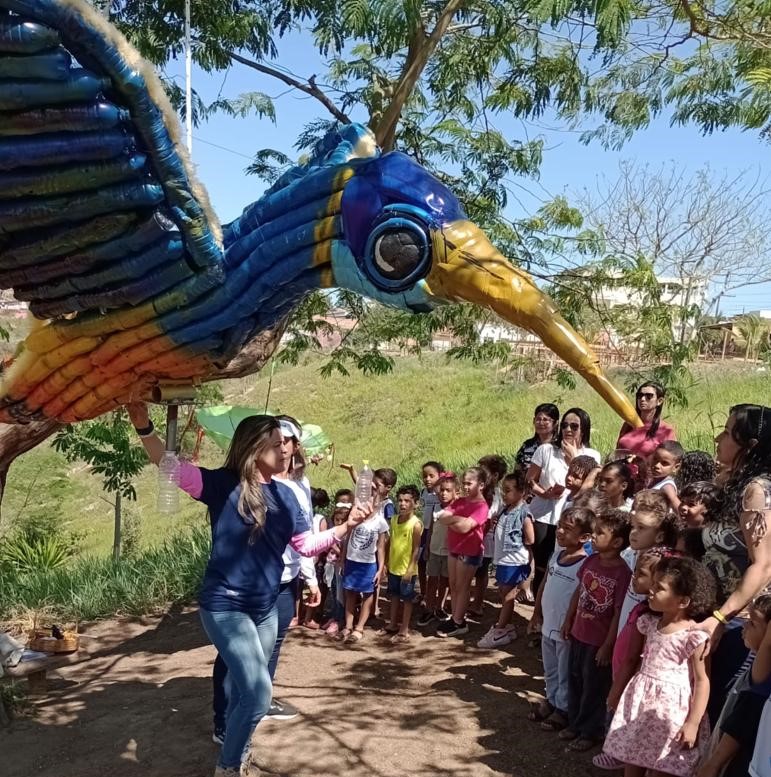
128;403;369;777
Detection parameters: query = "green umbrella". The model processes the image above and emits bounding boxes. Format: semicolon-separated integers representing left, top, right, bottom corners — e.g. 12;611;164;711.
195;405;333;456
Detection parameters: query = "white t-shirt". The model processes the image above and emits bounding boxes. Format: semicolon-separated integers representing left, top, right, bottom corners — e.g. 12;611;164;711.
529;443;601;525
277;476;317;585
750;696;771;777
346;509;390;564
482;490;502;557
541;548;586;641
617;547;645;635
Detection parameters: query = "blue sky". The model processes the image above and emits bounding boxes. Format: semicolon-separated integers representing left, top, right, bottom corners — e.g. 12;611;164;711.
168;33;771;316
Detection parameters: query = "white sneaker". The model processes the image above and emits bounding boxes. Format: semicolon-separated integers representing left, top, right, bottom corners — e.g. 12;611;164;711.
477;626;514;649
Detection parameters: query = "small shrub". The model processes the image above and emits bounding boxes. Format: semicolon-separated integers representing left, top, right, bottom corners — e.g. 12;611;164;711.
0;533;75;573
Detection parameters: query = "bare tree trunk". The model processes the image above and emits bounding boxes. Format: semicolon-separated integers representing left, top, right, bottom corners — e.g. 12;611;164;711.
113;491;121;562
0;419;61;512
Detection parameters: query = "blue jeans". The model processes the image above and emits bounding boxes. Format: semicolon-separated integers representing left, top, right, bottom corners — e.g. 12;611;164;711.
212;578;299;728
541;634;570;713
200;607;278;769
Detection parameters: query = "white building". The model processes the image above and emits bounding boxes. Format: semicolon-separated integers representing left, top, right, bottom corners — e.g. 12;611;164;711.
592;275;708;311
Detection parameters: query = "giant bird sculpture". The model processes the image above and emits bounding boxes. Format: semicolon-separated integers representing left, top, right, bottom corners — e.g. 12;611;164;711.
0;0;640;432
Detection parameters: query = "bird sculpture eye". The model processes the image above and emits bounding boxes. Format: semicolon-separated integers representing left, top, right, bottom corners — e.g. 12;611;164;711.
373;229;422;280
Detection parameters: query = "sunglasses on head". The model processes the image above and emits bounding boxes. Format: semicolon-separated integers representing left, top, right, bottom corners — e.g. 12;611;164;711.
561;421;580;431
637;392;657;400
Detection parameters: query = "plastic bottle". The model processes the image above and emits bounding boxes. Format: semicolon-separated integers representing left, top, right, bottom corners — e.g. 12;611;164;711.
157;450;180;514
355;460;373;507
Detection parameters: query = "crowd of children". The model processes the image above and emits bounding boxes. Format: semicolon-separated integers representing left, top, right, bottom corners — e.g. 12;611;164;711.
294;435;770;777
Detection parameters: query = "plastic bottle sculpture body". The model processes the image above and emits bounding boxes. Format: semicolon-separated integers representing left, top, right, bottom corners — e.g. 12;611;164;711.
157;451;181;514
355;461;373;507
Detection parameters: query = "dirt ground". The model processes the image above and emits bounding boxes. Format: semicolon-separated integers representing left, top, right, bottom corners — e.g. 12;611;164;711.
2;599;598;777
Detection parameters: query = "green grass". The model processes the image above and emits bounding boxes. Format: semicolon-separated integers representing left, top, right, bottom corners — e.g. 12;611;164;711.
0;526;210;622
3;355;769;557
0;355;767;622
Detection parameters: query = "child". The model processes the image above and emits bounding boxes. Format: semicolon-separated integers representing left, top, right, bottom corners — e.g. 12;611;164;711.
564;455;603;508
371;468;397;617
618;490;677;646
677;450;716;490
592;546;680;771
418;472;457;626
341;482;391;643
419;461;443;602
699;595;771;777
381;485;424;642
603;556;717;776
597;460;635;511
649;440;685;511
678;480;720;529
527;506;594;732
477;470;534;648
560;508;632;751
321;501;353;636
471;454;507;617
301;488;331;629
435;467;490;638
521;454;598;622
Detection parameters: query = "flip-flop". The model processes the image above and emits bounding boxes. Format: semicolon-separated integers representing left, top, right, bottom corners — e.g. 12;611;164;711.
592;752;623;770
540;710;568;731
376;626;399;636
557;728;578;741
390;633;410;643
337;628;352;641
567;737;598;752
527;700;554;722
346;629;364;643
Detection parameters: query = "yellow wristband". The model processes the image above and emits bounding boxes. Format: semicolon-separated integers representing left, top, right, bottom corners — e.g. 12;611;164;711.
713;610;728;625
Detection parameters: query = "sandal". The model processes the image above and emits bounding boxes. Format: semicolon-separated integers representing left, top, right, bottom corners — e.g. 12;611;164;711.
376;626;399;636
337;628;352;641
540;710;568;732
527;700;554;722
346;629;364;643
592;752;623;771
557;728;578;741
390;632;410;643
567;737;598;752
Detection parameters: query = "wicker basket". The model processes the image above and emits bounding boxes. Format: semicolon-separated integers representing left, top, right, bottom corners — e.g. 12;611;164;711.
28;629;79;654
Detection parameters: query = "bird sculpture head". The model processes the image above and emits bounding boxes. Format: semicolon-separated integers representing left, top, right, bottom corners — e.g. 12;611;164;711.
222;124;640;428
0;0;640;429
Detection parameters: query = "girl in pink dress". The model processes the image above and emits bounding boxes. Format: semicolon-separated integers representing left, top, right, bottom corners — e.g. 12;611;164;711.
604;557;717;777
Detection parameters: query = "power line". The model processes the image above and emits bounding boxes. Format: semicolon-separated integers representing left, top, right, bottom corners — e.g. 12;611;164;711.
193;134;253;160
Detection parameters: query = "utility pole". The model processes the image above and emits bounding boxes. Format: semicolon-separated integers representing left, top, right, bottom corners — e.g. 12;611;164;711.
184;0;193;154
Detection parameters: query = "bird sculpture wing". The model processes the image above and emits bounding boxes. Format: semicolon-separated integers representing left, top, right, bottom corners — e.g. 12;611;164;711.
0;0;228;424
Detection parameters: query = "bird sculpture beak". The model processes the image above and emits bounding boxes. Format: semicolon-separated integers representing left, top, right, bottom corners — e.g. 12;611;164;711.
425;220;641;428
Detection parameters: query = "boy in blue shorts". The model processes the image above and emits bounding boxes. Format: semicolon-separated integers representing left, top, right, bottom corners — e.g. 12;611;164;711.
381;485;423;643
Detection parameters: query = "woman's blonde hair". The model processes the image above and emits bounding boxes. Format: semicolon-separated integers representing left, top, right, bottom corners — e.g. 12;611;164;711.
223;414;281;539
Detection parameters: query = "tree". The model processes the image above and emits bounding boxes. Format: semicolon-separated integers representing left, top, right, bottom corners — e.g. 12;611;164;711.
577;162;770;344
736;313;766;361
52;411;149;561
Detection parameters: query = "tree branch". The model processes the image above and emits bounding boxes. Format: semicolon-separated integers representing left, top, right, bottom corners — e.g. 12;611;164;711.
226;50;350;126
375;0;465;151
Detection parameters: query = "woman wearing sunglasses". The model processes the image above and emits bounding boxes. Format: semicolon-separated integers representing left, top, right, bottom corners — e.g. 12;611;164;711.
526;408;602;595
616;382;676;460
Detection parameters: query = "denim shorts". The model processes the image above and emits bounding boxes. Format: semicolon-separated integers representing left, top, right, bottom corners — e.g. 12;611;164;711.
450;552;483;568
495;562;531;587
387;572;418;601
